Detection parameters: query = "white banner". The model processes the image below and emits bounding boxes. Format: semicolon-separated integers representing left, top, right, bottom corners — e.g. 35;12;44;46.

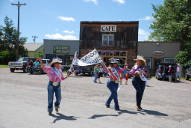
77;49;103;66
72;51;79;65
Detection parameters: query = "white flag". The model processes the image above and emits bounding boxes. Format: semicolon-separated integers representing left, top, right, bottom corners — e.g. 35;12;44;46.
72;51;79;65
78;49;103;66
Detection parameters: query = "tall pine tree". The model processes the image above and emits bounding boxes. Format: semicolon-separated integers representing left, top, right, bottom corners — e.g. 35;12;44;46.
0;16;27;64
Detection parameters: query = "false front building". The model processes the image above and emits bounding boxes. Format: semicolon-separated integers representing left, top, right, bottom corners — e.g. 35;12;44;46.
79;21;139;66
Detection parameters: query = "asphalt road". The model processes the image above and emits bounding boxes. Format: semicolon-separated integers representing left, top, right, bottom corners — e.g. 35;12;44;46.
0;68;191;128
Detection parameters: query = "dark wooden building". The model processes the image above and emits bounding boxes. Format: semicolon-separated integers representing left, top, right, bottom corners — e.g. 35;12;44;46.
80;21;139;65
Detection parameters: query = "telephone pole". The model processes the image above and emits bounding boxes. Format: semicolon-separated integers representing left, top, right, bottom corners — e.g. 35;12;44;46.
11;1;26;38
32;36;38;43
11;1;26;58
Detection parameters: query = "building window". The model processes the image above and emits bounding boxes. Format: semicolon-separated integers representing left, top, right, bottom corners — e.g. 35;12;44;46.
53;45;70;54
164;58;175;64
102;34;114;46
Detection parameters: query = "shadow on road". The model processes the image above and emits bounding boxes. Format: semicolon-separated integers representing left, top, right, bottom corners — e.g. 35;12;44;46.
118;109;168;117
141;109;168;116
50;113;78;123
118;109;138;115
88;114;118;119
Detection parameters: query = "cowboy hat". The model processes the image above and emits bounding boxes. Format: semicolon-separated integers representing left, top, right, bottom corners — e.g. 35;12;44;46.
134;55;146;64
109;58;119;64
50;58;62;66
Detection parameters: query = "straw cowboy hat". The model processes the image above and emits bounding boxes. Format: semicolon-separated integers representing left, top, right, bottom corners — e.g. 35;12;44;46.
134;55;146;64
50;58;62;66
109;58;119;64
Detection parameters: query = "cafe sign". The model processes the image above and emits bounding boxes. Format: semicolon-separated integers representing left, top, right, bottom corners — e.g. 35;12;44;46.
101;25;117;32
153;50;164;56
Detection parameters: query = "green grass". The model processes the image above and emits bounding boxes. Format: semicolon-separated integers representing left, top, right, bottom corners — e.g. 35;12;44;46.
0;65;8;68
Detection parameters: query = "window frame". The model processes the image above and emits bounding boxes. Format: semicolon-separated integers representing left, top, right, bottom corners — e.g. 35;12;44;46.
102;34;114;46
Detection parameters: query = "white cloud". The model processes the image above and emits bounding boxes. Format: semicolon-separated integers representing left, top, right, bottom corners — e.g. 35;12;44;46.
83;0;98;5
113;0;126;4
58;16;75;22
63;30;75;34
45;33;78;40
138;29;150;41
139;16;154;21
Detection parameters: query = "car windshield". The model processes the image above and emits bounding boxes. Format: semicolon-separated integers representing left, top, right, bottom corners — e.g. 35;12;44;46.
42;60;50;64
17;58;28;62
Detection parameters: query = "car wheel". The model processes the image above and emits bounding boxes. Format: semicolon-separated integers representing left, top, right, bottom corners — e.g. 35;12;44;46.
23;68;28;73
40;69;44;74
10;68;15;72
30;70;33;74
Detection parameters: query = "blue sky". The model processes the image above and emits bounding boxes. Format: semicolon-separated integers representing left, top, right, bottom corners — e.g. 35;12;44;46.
0;0;163;43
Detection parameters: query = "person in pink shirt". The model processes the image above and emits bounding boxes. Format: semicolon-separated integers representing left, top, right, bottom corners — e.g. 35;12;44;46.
40;58;68;115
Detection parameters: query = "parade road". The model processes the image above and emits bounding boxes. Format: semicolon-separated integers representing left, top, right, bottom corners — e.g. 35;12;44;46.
0;68;191;128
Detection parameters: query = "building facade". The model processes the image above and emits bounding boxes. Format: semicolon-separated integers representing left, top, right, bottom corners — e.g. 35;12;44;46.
138;41;180;72
80;21;139;66
43;39;79;65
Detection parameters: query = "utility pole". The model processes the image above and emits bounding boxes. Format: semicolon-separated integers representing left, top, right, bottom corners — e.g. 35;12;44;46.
11;1;26;58
11;1;26;38
32;36;38;43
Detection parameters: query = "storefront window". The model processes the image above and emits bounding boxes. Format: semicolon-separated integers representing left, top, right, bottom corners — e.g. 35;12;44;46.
164;58;175;64
53;45;70;54
102;34;114;46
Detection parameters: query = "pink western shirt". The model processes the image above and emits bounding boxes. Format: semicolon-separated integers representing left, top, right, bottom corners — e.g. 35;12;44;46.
43;66;65;82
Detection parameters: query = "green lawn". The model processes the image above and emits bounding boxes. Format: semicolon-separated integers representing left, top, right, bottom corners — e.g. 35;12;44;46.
0;65;8;68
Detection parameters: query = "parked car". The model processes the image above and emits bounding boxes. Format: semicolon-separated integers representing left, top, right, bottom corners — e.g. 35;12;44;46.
29;59;50;74
155;63;177;82
74;65;94;76
61;65;71;72
8;57;36;73
185;66;191;80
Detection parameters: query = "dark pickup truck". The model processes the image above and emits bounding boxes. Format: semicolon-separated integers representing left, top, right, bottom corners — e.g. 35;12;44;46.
8;57;35;73
73;65;94;76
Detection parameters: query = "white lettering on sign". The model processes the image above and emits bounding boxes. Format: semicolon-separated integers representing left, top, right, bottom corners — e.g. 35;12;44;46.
101;25;117;32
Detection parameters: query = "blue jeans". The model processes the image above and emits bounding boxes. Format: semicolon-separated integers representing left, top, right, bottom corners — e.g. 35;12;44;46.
106;81;119;109
47;82;61;112
94;73;100;83
132;76;146;107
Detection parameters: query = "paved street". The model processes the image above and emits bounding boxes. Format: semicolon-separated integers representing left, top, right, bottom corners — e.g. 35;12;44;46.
0;68;191;128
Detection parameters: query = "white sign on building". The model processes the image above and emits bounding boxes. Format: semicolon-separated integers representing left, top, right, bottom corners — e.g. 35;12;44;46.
101;25;117;32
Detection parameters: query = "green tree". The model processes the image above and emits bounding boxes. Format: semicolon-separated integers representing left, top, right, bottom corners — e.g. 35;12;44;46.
0;16;27;64
150;0;191;49
175;51;191;68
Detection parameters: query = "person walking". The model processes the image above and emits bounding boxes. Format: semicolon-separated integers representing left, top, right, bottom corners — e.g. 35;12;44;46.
129;56;147;111
102;58;122;111
121;63;130;85
176;64;181;81
41;58;68;115
93;64;102;84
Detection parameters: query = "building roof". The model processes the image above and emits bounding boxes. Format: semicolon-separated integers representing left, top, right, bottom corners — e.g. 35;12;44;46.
80;21;139;24
24;43;43;51
43;39;79;42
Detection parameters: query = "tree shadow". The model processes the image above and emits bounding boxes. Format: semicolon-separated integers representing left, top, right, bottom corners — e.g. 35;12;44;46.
50;113;78;123
88;114;118;119
141;109;168;117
